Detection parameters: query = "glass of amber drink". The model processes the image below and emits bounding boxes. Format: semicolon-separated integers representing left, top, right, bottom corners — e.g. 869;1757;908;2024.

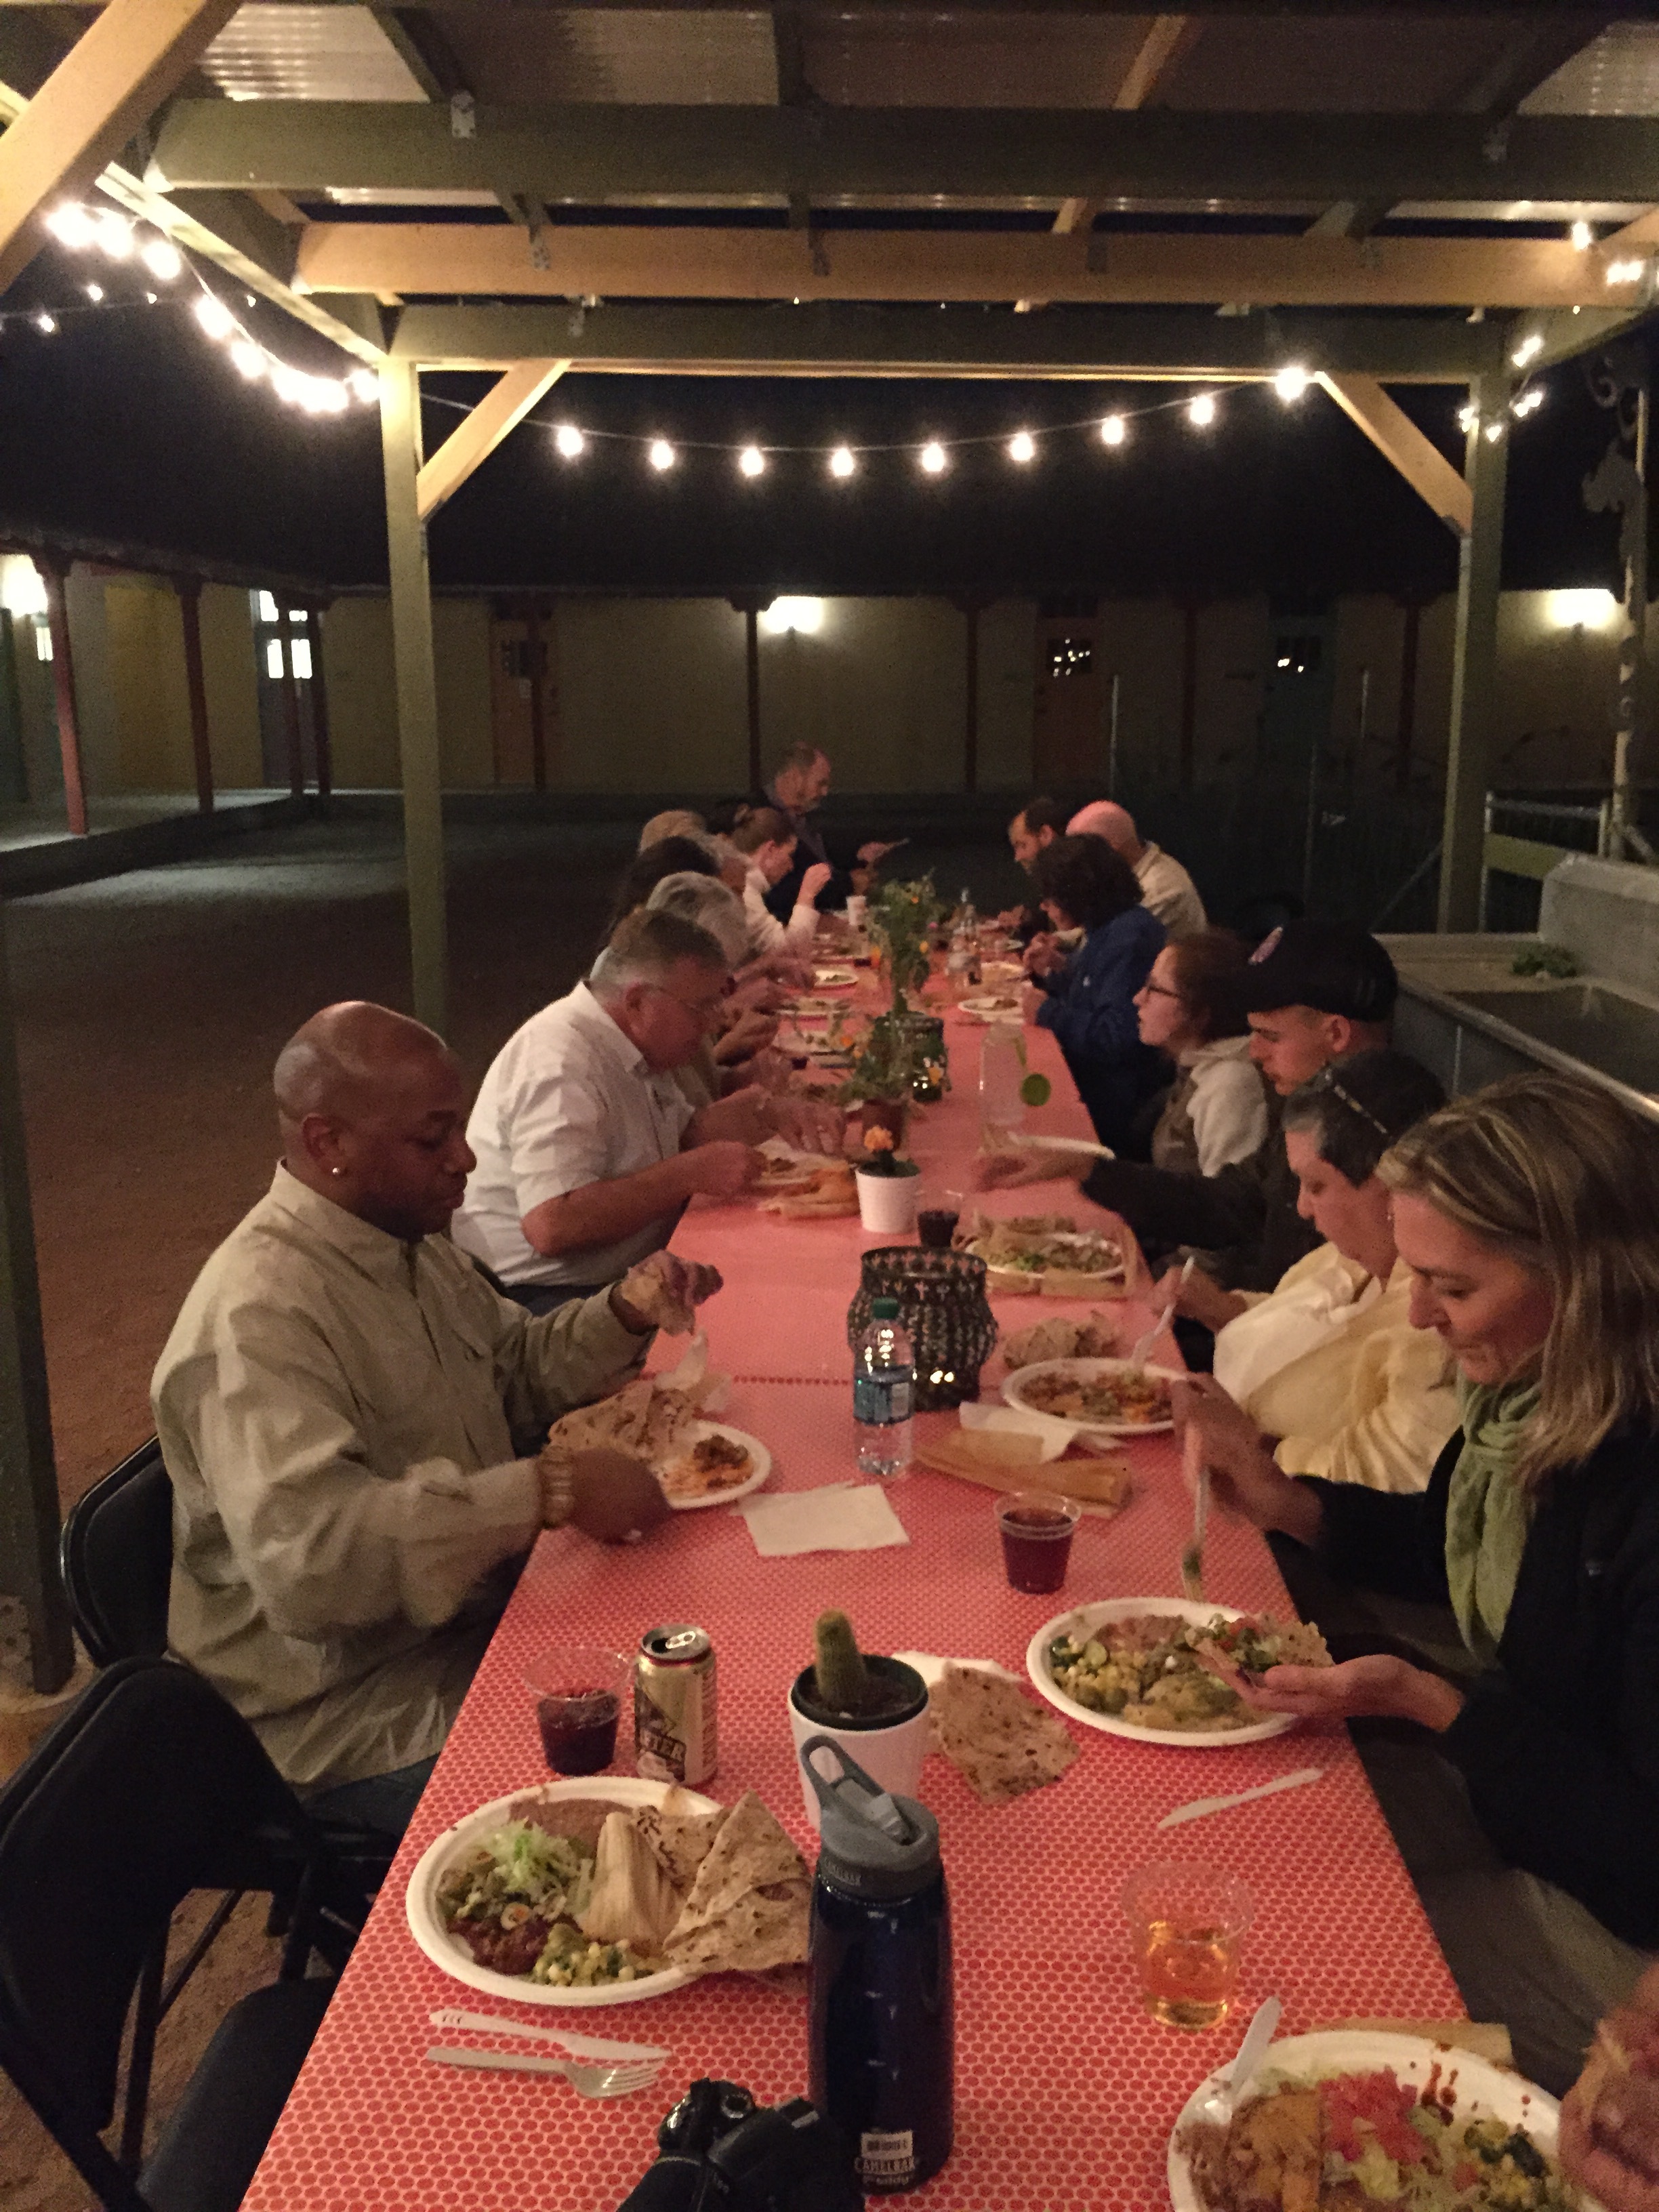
1121;1861;1253;2030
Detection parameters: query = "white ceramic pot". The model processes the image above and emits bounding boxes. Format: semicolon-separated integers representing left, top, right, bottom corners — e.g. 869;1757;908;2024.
856;1167;920;1235
787;1662;931;1830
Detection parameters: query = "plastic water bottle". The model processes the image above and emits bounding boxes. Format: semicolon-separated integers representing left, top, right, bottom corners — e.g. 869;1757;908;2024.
854;1297;914;1478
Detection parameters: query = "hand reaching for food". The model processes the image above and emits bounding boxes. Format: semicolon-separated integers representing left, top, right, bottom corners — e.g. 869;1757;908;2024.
564;1446;672;1544
970;1147;1050;1190
611;1250;724;1335
1155;1259;1248;1333
769;1092;846;1157
1563;1969;1659;2212
799;861;834;904
1236;1654;1465;1732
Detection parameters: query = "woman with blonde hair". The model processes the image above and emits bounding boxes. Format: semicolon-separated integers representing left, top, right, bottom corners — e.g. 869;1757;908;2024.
729;804;832;958
1180;1071;1659;2091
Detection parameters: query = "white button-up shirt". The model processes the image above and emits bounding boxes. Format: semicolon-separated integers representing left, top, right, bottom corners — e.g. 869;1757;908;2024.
1135;844;1207;940
452;981;695;1287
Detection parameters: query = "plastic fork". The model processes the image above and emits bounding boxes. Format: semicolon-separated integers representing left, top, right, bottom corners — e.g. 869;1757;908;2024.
428;2006;668;2062
427;2046;663;2097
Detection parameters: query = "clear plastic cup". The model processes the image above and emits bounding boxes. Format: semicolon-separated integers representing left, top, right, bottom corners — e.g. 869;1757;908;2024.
524;1647;632;1776
1121;1861;1254;2030
995;1490;1081;1593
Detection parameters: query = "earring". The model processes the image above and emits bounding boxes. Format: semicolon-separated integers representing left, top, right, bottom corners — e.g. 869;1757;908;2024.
330;1167;345;1178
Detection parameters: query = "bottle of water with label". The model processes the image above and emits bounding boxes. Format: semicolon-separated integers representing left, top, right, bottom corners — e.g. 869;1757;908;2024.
854;1296;914;1478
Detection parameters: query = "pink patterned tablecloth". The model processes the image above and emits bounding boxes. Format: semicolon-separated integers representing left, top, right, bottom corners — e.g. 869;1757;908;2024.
242;1000;1459;2212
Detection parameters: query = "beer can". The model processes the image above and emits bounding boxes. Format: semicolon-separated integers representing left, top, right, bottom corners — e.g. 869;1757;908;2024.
634;1623;718;1786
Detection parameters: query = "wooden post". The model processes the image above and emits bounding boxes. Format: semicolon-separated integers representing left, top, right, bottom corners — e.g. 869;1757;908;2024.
523;596;548;792
176;577;213;815
1395;597;1424;792
1438;376;1510;932
1178;599;1201;789
305;604;332;806
0;905;73;1693
380;359;448;1036
276;605;305;798
35;558;87;837
745;605;761;791
963;601;980;794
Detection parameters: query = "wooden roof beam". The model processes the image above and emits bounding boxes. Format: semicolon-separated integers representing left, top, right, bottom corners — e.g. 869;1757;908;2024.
0;0;240;292
297;221;1659;310
146;103;1659;210
415;359;569;520
388;299;1502;381
1315;371;1474;535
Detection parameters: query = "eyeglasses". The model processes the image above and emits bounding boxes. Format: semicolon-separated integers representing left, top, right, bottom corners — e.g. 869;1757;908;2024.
1317;1069;1391;1138
1140;981;1186;1004
642;981;726;1022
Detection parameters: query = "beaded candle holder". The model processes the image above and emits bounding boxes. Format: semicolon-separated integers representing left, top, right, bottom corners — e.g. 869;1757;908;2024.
846;1245;999;1410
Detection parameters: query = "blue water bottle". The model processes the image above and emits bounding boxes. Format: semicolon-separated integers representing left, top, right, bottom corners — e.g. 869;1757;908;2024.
801;1738;954;2195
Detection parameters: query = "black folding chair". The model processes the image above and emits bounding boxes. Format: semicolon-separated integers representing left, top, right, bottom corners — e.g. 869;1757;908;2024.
60;1438;174;1668
0;1656;382;2212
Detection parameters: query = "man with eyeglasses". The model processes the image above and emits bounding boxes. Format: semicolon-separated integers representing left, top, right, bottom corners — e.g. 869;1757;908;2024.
453;909;768;1315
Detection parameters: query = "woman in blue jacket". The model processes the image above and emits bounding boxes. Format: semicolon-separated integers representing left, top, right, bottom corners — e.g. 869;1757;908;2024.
1023;833;1166;1149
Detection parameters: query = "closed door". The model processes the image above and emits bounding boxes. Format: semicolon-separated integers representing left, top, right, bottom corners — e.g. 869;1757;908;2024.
1032;612;1103;785
489;616;557;787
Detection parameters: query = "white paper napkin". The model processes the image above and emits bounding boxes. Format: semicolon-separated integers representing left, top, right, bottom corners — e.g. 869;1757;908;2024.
891;1651;1019;1689
957;1400;1073;1462
737;1482;910;1557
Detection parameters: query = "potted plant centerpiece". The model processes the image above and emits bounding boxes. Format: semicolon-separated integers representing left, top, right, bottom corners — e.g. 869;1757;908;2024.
787;1610;930;1828
855;1122;922;1232
840;877;949;1135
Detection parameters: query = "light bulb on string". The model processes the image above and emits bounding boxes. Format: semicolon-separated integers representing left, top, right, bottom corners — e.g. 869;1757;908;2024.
144;290;157;305
270;363;304;406
194;293;234;341
648;438;676;471
1512;386;1545;419
1187;392;1218;427
829;445;857;478
1099;414;1126;447
1483;418;1506;443
1008;430;1036;464
1607;258;1646;286
919;441;947;474
45;204;96;251
33;312;56;335
1458;402;1478;432
230;339;265;381
140;237;182;282
739;445;766;478
93;210;132;261
83;283;103;303
1511;331;1543;368
346;369;377;405
1570;219;1594;251
554;423;585;458
1273;365;1310;403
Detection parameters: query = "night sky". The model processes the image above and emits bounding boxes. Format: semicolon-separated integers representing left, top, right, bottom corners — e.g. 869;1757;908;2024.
0;241;1646;602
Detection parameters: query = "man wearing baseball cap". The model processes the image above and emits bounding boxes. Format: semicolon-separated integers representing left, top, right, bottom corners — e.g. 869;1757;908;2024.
980;918;1397;1311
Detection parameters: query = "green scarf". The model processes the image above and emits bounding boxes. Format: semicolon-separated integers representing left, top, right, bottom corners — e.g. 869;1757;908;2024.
1443;1375;1540;1666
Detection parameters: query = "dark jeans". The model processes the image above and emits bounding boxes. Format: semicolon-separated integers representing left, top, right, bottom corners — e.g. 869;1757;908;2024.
306;1757;438;1840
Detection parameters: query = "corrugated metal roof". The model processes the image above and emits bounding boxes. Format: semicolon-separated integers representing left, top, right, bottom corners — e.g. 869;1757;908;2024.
201;4;430;103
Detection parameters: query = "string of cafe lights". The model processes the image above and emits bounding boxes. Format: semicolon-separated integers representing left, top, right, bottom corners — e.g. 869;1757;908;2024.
37;201;379;415
35;194;1579;451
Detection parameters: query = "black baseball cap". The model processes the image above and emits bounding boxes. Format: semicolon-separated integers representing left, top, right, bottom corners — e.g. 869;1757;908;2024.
1239;918;1397;1023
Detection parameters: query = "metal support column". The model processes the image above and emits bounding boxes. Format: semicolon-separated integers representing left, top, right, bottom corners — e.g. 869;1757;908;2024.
277;611;305;800
1437;375;1509;933
379;360;448;1036
744;607;761;792
0;905;72;1693
304;604;332;807
35;559;87;837
523;596;548;792
176;578;214;816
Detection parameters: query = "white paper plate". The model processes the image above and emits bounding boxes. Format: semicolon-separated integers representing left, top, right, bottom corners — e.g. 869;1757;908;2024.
1166;2030;1576;2211
405;1776;722;2007
813;967;857;988
1026;1597;1297;1748
1003;1357;1179;1436
659;1422;773;1511
958;994;1025;1020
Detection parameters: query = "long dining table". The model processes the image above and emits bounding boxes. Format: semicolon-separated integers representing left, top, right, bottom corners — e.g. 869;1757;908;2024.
241;985;1460;2212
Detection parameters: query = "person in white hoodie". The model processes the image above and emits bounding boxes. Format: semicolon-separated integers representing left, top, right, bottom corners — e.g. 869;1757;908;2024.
1134;928;1269;1176
729;804;832;958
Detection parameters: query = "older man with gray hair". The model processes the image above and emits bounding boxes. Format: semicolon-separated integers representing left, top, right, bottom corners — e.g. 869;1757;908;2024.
1068;799;1206;941
453;907;769;1315
156;1000;699;1835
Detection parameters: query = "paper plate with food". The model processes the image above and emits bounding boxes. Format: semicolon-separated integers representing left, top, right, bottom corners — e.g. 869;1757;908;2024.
957;992;1025;1021
407;1779;810;2007
783;995;852;1020
758;1160;859;1218
1170;2029;1583;2211
1027;1599;1330;1744
657;1421;772;1509
812;966;857;989
963;1212;1131;1298
1003;1356;1177;1435
753;1143;840;1195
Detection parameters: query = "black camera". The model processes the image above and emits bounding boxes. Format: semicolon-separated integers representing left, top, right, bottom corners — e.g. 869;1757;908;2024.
616;2078;862;2212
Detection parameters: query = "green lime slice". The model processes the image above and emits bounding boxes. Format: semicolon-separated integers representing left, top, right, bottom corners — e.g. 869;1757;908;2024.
1019;1071;1052;1108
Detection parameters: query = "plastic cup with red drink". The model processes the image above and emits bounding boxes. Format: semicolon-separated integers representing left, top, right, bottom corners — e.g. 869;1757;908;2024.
524;1648;632;1776
995;1491;1082;1594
